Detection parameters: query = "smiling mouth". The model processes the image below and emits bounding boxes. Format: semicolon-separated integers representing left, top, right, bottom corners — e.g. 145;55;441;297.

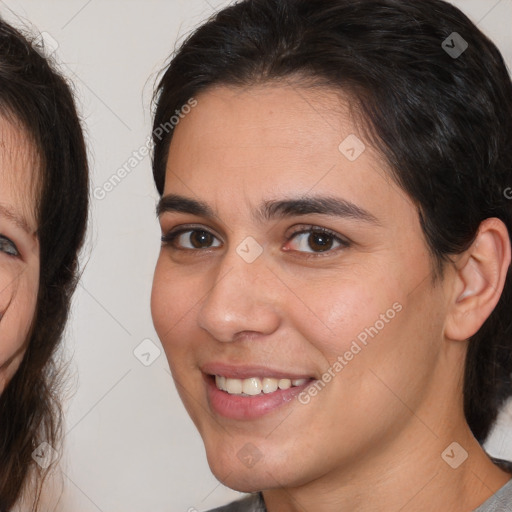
214;375;312;396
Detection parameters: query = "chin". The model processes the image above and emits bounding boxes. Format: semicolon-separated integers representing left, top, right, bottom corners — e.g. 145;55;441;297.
205;443;309;493
211;465;280;494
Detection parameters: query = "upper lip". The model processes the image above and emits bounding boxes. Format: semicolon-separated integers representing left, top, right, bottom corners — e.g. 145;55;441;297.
201;362;314;380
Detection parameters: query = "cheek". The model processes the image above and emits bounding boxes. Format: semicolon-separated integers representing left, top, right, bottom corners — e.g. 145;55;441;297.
297;269;444;421
0;259;19;314
0;261;39;389
284;268;400;364
290;240;438;370
151;258;199;358
287;268;439;412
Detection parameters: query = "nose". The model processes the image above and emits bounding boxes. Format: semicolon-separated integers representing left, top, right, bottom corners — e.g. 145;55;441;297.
197;245;281;342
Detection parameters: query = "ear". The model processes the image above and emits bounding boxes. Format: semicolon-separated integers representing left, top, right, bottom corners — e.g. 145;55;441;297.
444;218;511;341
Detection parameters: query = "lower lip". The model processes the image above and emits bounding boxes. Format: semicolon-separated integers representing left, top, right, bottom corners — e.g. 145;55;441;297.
205;375;312;420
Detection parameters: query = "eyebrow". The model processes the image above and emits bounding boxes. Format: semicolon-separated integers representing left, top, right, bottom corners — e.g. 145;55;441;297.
0;204;33;235
157;194;379;225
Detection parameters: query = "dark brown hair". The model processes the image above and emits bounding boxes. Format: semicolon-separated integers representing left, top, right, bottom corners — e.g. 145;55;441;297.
0;18;89;511
152;0;512;450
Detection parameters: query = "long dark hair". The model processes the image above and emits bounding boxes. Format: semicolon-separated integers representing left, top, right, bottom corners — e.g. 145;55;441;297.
152;0;512;447
0;18;89;510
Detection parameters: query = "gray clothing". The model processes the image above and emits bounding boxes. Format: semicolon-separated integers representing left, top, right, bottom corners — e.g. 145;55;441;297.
210;479;512;511
209;494;264;512
474;478;512;512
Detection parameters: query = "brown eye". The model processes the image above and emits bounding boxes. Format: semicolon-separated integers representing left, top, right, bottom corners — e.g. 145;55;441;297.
286;227;349;254
161;228;222;250
188;230;216;248
307;231;334;252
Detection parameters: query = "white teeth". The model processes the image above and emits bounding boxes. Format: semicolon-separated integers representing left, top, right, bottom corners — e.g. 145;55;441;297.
262;377;278;394
215;375;309;395
278;379;291;390
242;377;262;396
215;375;226;391
225;378;243;394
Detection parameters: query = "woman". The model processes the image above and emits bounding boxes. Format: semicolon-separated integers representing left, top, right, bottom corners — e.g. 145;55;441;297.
0;18;88;512
150;0;512;510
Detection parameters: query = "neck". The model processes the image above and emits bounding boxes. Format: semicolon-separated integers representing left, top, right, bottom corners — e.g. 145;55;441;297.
262;418;510;512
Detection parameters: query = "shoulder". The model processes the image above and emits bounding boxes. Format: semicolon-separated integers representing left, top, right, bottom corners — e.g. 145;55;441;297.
207;493;265;512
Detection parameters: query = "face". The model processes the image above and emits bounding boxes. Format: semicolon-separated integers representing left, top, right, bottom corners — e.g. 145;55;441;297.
0;117;40;393
151;84;455;491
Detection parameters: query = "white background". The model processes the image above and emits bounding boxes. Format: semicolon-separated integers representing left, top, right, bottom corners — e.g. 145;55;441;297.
1;1;511;511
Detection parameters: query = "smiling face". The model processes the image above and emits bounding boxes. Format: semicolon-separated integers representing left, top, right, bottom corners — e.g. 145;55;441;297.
0;116;40;393
151;83;464;492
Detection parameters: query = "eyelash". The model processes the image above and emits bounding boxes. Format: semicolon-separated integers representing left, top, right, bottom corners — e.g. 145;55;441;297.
0;235;20;258
160;224;350;257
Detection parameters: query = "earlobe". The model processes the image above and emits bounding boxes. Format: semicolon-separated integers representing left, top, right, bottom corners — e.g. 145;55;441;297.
445;218;511;341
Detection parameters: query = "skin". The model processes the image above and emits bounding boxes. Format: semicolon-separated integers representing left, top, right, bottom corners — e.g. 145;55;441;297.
0;116;40;393
151;83;511;512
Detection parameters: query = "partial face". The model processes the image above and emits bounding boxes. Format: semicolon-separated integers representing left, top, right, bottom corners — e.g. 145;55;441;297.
151;84;452;491
0;117;40;393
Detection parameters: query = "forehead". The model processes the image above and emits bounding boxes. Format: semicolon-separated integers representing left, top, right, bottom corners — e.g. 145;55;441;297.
168;84;354;182
0;115;39;231
164;84;408;217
